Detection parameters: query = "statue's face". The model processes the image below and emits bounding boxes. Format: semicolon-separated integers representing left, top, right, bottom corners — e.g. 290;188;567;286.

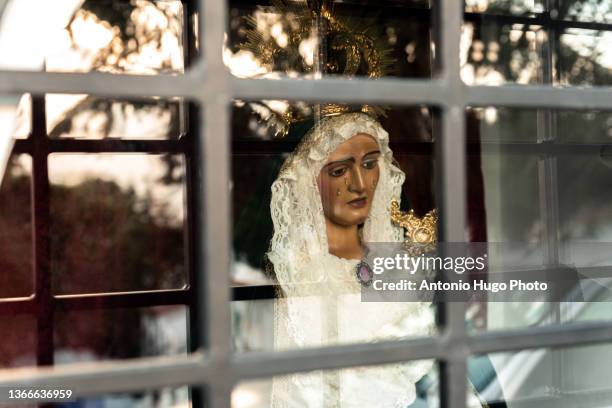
317;133;381;227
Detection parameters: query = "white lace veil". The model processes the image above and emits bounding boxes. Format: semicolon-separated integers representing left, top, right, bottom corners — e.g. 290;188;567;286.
267;112;405;297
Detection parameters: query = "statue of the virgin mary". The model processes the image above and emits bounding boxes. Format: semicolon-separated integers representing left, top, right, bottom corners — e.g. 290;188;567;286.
266;111;438;407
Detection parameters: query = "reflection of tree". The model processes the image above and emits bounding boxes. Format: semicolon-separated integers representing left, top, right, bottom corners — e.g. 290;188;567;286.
464;0;612;86
0;167;32;298
0;155;184;366
48;0;184;184
48;97;181;139
70;0;182;73
559;0;612;23
556;0;611;86
50;178;184;294
462;1;612;243
4;0;185;377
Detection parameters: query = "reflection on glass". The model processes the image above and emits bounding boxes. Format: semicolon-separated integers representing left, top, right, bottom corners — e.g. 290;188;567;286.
226;1;432;79
45;95;184;139
233;362;440;408
461;22;545;85
54;307;190;405
468;107;542;265
467;106;612;333
557;0;612;24
45;0;184;75
54;306;187;363
48;153;186;294
232;299;274;353
473;344;612;407
559;154;612;242
0;314;35;368
465;0;545;15
558;28;612;87
468;107;535;334
468;107;539;142
232;153;280;285
479;152;542;256
0;154;33;298
557;110;612;143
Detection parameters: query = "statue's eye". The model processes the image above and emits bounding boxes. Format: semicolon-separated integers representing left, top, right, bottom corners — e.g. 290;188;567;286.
362;159;378;170
329;167;347;177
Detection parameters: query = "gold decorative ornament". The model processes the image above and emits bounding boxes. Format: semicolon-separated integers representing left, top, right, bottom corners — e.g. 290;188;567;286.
239;0;394;137
390;200;438;245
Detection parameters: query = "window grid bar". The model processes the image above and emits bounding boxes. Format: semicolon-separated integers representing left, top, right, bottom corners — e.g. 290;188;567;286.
464;9;612;31
198;0;233;405
17;137;612;159
0;353;209;397
1;73;612;110
541;0;564;393
438;0;468;406
15;138;612;157
2;319;612;396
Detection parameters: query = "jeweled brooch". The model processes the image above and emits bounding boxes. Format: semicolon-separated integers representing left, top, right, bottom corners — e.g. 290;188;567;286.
355;261;374;288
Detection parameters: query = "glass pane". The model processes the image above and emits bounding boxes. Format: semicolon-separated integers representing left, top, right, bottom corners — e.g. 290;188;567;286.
0;0;184;74
558;28;612;87
0;154;32;298
557;110;612;143
477;152;542;260
556;0;612;24
465;0;545;15
466;107;543;270
46;95;185;140
232;153;282;284
466;107;612;333
54;306;188;363
0;314;35;368
467;145;545;333
556;112;612;265
473;343;612;407
48;153;186;295
461;22;545;85
226;1;433;79
468;106;539;142
558;153;612;244
233;361;441;408
232;299;274;353
46;0;184;74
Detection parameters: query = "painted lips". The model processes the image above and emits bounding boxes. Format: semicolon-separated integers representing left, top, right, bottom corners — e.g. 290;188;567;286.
348;197;368;208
